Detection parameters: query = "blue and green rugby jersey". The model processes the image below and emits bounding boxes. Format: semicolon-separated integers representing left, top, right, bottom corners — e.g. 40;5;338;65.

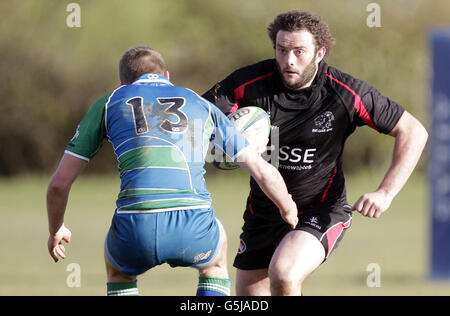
65;74;249;213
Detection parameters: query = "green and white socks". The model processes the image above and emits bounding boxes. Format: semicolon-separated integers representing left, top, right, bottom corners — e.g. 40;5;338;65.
196;277;231;296
107;277;231;296
107;281;139;296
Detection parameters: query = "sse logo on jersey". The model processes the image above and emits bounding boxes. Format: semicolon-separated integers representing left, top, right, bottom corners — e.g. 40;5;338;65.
279;146;316;163
277;146;317;171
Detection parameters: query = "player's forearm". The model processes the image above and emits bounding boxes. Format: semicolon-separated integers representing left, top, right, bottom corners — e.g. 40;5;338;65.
253;164;299;228
47;179;70;235
252;162;294;213
238;150;293;211
378;115;428;199
46;153;87;235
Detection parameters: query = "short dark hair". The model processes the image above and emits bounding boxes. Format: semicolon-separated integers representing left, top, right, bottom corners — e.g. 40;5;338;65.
119;46;167;85
267;10;335;55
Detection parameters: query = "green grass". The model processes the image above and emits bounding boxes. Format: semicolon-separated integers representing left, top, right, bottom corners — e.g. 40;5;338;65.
0;170;449;296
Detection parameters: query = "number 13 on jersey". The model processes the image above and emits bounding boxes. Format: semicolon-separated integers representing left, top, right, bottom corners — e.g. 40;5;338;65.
126;96;188;135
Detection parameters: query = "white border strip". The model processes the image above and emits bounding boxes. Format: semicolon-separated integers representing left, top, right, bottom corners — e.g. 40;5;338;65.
64;150;90;162
116;204;211;214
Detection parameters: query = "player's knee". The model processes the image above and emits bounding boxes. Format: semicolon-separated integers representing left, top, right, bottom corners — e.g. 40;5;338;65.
269;268;297;286
268;269;302;295
268;261;305;289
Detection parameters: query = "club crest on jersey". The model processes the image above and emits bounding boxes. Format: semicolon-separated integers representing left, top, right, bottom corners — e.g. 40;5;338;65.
312;111;334;133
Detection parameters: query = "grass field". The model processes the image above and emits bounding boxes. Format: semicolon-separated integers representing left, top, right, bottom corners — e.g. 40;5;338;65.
0;169;449;296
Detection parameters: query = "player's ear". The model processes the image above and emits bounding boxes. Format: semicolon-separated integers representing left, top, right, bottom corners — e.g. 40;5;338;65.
164;71;170;80
316;47;326;62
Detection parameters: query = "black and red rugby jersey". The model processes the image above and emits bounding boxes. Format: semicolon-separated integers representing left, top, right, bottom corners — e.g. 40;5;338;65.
203;59;405;210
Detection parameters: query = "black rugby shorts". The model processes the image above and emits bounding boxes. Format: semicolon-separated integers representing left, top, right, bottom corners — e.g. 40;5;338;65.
233;198;352;270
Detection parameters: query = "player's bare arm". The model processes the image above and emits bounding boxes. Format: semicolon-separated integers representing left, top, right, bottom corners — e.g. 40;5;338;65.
47;153;87;262
236;148;299;229
352;111;428;218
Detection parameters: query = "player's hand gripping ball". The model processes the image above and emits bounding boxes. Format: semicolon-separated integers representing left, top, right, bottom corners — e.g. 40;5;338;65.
207;107;271;170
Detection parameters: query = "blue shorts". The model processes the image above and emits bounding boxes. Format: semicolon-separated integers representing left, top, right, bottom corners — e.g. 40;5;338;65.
104;208;225;276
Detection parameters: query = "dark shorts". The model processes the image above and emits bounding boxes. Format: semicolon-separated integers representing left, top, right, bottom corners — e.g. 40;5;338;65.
233;198;352;270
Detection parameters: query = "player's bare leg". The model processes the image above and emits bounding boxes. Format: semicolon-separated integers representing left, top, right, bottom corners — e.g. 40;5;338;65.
197;236;229;279
104;253;136;283
236;268;271;296
104;253;138;296
195;233;231;296
268;230;325;295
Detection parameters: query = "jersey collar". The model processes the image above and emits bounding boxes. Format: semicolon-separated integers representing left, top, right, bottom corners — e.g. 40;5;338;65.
132;73;173;86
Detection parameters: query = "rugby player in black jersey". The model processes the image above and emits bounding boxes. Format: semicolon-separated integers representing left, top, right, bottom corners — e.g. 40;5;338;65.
203;10;428;295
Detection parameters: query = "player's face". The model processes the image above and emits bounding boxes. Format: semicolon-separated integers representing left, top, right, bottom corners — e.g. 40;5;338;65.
275;30;324;90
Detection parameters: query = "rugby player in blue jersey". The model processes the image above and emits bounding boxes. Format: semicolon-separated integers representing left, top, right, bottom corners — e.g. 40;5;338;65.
46;46;298;296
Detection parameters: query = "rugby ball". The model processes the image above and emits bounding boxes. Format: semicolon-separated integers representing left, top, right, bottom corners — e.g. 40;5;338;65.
207;107;271;170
